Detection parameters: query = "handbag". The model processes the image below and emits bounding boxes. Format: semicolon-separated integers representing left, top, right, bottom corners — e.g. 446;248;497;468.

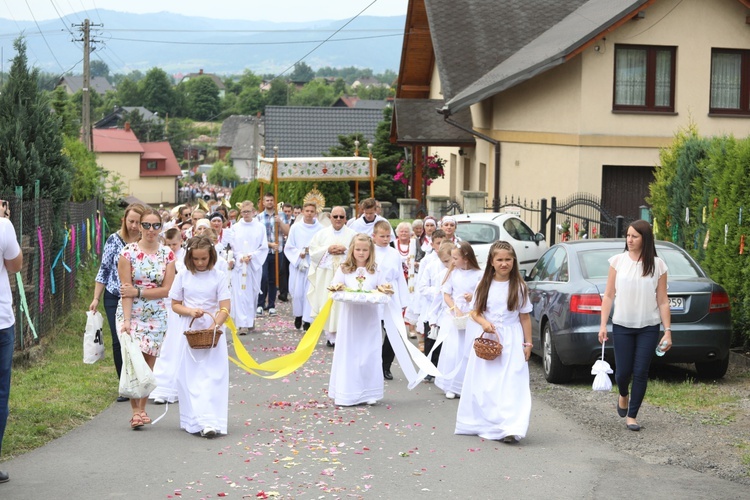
591;342;613;391
83;311;105;364
118;332;157;399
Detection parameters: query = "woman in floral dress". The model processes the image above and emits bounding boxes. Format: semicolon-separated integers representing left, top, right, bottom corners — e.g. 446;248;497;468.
117;209;176;428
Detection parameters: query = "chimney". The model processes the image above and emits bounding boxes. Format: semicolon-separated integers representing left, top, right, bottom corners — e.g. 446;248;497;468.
199;69;204;75
124;121;131;132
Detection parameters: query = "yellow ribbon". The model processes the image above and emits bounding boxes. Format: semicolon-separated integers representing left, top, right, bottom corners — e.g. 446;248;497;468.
86;218;91;253
228;298;333;378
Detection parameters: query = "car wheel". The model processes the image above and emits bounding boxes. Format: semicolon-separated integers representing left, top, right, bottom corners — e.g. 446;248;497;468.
542;321;573;384
695;356;729;380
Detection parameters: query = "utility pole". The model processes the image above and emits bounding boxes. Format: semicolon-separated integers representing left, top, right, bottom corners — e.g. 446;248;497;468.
72;19;102;151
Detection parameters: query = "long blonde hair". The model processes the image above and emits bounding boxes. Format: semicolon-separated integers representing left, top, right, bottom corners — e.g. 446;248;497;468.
473;241;528;314
341;233;377;274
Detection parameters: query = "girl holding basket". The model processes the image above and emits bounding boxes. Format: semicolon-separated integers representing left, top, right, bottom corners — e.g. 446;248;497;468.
456;241;532;443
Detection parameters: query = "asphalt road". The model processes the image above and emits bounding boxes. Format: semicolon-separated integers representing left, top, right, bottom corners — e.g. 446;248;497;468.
2;306;747;499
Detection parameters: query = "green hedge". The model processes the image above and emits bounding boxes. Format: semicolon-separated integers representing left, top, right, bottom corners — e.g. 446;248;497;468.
648;126;750;347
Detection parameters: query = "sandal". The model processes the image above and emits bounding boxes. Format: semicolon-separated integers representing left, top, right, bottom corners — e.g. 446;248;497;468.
140;410;151;424
130;413;144;429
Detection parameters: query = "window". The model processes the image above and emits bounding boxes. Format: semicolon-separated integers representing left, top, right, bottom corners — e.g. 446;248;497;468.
613;45;676;112
146;161;157;170
710;49;750;115
503;218;536;242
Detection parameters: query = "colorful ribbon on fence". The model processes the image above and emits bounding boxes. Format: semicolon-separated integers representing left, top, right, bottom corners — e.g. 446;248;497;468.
76;223;82;267
86;218;91;255
15;273;38;340
36;227;45;311
50;228;72;295
95;211;102;256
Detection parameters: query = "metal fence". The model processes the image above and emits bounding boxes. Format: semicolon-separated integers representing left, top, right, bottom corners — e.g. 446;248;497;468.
4;184;104;351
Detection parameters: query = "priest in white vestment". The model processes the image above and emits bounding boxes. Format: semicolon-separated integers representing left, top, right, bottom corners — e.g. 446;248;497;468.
284;203;323;330
224;201;268;333
306;206;356;346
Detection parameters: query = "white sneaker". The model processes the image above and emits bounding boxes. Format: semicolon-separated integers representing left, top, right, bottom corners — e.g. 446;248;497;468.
153;397;166;405
445;392;456;399
256;306;263;315
200;426;217;437
366;400;377;405
268;308;277;316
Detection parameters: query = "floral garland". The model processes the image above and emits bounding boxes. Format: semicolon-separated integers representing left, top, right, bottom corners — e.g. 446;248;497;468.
393;154;446;186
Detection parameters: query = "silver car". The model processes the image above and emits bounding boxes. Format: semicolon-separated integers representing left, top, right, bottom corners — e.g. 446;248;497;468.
526;240;732;383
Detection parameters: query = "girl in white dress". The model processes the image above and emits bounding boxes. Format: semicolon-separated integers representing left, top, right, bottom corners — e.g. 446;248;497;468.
456;241;532;443
328;233;389;406
169;235;231;437
434;242;482;399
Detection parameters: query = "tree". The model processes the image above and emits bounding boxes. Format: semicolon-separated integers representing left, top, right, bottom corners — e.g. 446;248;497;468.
139;67;176;116
50;85;79;137
116;78;141;106
238;86;265;115
183;76;221;121
164;117;192;159
0;37;73;217
266;78;290;106
369;106;404;204
289;79;336;107
118;109;165;142
290;62;315;82
90;60;110;79
207;161;240;186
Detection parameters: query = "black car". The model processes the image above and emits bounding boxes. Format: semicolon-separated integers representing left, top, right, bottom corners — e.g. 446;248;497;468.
526;239;732;383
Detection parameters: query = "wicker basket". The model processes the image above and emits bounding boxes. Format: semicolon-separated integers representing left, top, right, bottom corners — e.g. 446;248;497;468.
183;313;222;349
473;331;503;360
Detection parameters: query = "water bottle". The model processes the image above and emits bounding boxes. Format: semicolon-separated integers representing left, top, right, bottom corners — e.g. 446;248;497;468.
655;341;668;357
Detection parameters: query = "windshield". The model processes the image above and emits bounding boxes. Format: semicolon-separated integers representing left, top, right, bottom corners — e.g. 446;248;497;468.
455;222;498;244
577;247;703;279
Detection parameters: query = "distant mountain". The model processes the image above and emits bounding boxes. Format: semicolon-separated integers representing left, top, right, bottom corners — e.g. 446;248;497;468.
0;9;405;77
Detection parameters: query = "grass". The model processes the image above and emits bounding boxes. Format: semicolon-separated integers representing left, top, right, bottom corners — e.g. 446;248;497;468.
2;264;118;460
644;378;739;415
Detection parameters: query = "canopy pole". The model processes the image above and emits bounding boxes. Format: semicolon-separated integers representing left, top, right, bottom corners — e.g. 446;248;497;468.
273;148;280;286
368;145;375;197
355;181;359;211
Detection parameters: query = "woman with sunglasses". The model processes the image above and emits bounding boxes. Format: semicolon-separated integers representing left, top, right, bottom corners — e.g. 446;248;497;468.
90;203;146;402
116;209;176;429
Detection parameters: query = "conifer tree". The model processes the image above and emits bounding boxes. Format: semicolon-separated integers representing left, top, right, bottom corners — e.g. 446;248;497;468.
0;37;73;211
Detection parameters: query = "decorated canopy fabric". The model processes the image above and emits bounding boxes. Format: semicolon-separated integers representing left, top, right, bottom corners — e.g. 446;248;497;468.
256;157;378;183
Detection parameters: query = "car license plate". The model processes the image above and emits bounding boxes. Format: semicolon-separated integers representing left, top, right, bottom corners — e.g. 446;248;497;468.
669;297;684;311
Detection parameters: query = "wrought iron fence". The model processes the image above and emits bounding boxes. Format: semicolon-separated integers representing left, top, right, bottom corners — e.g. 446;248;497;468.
3;184;104;351
494;196;544;233
542;193;630;245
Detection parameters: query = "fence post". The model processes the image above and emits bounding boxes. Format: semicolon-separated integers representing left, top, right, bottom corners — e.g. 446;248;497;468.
616;215;625;238
540;198;547;241
550;196;557;246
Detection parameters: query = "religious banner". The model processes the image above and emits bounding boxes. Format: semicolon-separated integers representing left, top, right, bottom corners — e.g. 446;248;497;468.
255;156;378;183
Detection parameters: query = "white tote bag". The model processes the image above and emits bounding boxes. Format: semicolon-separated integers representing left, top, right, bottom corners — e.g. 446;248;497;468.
83;311;105;364
118;332;157;399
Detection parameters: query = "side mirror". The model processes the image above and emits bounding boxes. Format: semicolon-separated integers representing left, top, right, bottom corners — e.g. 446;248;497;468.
534;233;545;245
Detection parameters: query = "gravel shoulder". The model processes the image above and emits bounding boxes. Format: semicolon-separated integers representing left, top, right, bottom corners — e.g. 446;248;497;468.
528;353;750;486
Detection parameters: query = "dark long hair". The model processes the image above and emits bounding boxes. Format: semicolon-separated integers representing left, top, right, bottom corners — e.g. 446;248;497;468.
474;241;529;314
625;219;657;277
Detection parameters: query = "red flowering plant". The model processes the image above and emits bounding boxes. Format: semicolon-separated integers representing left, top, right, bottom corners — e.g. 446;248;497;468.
393;154;446;186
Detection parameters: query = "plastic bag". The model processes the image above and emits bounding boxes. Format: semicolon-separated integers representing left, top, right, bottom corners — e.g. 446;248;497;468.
591;342;613;391
119;332;156;399
83;311;105;364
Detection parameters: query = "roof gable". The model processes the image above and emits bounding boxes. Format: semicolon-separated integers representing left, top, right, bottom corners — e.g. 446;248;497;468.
57;75;114;94
140;142;182;176
425;0;589;102
264;106;383;157
444;0;651;114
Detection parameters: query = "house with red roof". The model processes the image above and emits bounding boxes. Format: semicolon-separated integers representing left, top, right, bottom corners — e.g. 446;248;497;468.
93;124;181;204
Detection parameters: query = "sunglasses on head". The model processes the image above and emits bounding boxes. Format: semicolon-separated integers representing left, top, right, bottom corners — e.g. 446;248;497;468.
331;215;346;219
141;222;162;230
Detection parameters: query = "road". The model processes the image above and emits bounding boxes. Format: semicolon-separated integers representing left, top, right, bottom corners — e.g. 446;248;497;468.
2;302;746;499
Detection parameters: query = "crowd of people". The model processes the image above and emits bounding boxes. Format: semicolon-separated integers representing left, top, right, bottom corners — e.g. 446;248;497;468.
0;187;672;483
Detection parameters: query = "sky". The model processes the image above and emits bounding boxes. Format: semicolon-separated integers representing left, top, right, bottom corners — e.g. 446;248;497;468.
0;0;408;23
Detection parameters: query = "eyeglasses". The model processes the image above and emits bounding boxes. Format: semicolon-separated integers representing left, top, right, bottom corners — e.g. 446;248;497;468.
140;222;162;230
240;210;254;215
331;215;346;220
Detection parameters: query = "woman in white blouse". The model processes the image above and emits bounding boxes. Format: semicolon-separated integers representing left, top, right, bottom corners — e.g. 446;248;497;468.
598;220;672;432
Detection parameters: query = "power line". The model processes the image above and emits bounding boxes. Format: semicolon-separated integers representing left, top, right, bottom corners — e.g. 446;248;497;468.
25;0;66;72
104;28;402;33
103;32;403;46
274;0;379;79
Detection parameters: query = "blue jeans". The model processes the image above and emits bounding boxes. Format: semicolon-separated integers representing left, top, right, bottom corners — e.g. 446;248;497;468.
103;290;123;379
613;323;660;419
0;324;14;457
258;253;277;310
